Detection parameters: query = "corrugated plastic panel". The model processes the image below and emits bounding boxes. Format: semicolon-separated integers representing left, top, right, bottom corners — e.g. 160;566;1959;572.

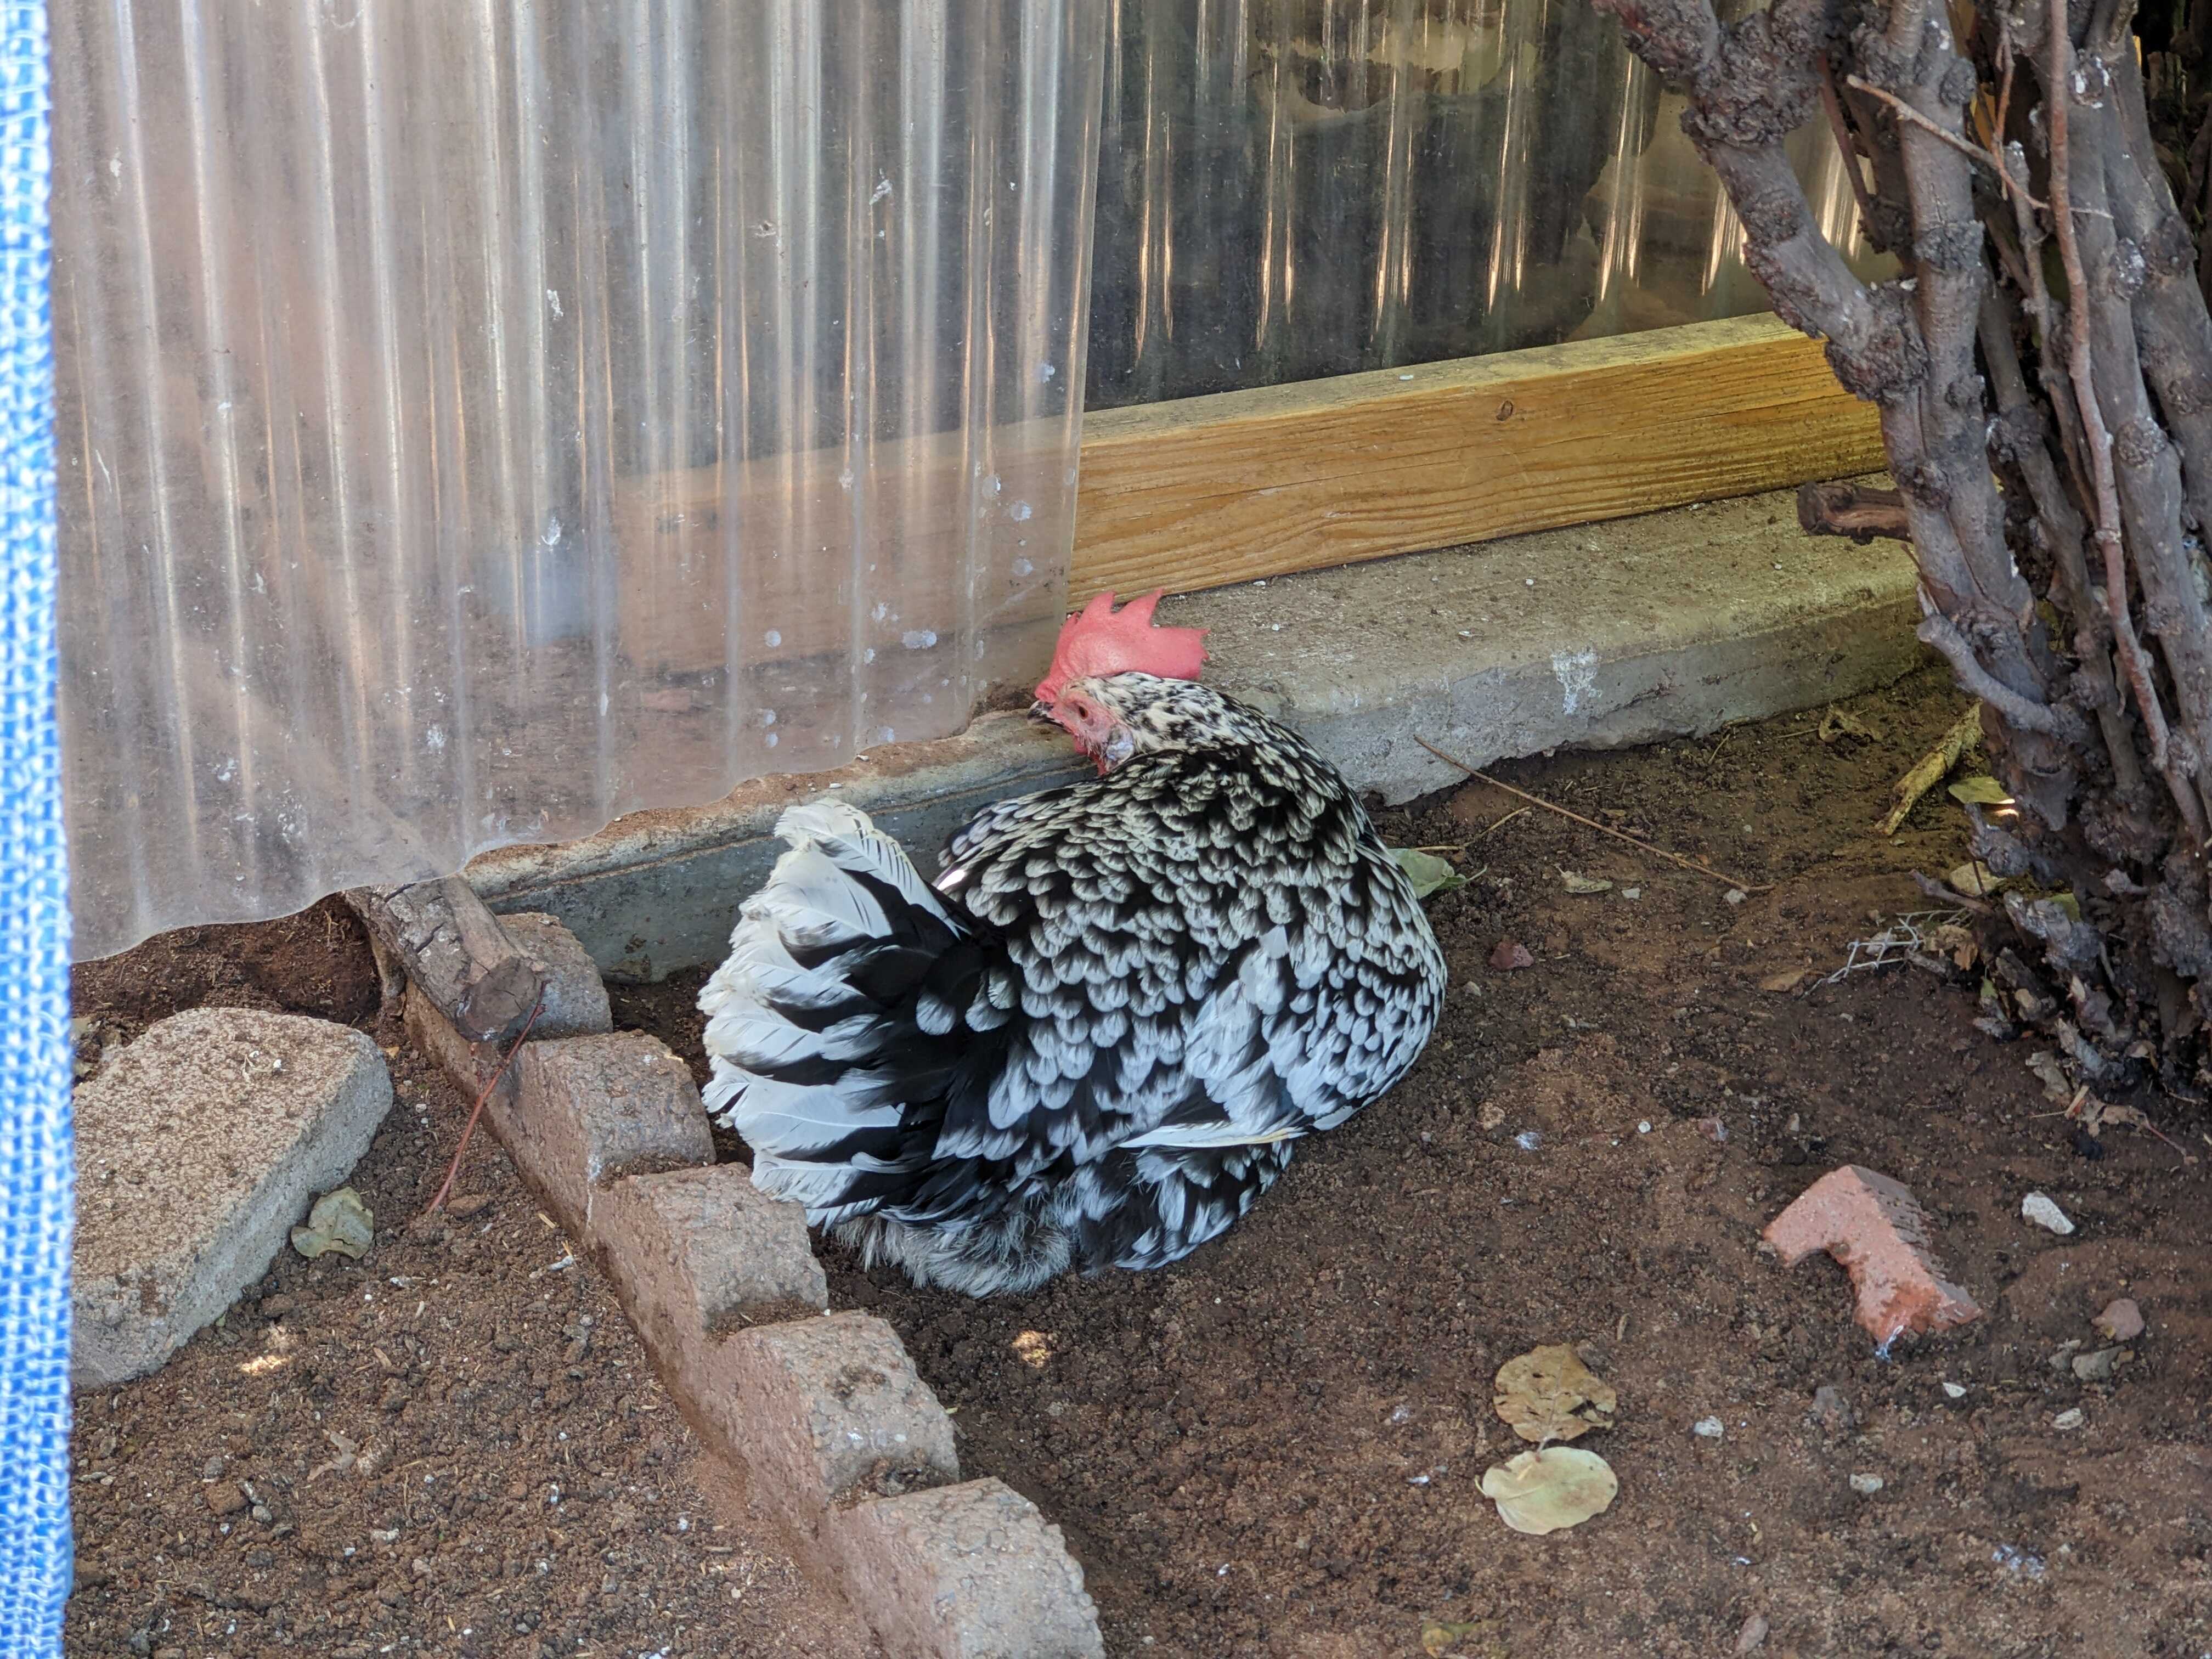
54;1;1103;958
1086;0;1877;407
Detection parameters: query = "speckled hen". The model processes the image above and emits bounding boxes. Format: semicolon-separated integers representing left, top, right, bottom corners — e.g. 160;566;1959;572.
697;591;1447;1295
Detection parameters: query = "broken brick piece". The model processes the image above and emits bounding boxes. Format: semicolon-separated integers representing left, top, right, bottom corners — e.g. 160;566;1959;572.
1762;1164;1981;1344
592;1161;828;1352
691;1311;960;1523
830;1478;1105;1659
492;1032;715;1239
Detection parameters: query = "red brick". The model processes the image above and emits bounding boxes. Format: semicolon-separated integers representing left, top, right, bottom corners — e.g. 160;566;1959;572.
1763;1164;1981;1345
830;1478;1104;1659
494;1033;714;1238
591;1163;828;1356
687;1311;958;1526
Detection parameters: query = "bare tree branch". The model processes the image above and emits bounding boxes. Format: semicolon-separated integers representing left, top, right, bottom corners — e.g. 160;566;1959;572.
1590;0;2212;1084
2048;0;2212;840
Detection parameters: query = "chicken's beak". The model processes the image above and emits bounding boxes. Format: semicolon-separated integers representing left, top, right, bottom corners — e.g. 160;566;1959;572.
1028;698;1057;727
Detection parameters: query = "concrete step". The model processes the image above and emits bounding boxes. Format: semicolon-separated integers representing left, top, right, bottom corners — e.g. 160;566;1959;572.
469;484;1920;982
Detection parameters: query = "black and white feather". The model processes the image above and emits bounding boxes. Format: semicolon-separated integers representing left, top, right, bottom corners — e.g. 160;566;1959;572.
698;674;1447;1296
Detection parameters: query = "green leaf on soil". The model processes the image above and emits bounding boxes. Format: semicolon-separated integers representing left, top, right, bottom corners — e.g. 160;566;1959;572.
1558;868;1613;895
1947;775;2013;806
1393;848;1468;899
1479;1446;1620;1535
291;1186;374;1261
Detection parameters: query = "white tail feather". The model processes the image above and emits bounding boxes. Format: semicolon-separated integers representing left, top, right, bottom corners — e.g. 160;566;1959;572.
746;840;890;949
771;799;952;923
698;798;964;1206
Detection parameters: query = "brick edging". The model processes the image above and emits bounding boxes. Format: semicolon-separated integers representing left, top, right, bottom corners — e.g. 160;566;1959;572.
409;914;1105;1659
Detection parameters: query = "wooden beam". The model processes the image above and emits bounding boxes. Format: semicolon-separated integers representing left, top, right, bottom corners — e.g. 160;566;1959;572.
1071;314;1887;596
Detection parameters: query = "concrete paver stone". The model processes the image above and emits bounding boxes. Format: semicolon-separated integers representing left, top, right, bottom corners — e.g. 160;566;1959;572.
72;1008;393;1385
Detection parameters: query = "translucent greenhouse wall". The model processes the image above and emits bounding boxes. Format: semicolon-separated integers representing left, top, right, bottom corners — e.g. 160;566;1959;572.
56;0;1871;960
1085;0;1875;408
54;2;1104;959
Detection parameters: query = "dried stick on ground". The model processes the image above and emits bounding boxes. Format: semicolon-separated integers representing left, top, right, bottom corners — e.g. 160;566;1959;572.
1797;480;1912;543
1588;0;2212;1091
1878;704;1985;836
346;878;544;1045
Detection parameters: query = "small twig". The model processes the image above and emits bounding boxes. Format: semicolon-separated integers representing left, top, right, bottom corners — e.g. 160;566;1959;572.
1798;479;1911;543
1878;703;1983;836
1475;805;1532;839
1844;74;2049;211
1818;55;1881;238
1414;736;1767;891
424;991;544;1216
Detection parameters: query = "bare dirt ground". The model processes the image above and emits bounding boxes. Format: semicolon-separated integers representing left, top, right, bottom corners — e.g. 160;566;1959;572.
70;665;2212;1658
66;902;879;1659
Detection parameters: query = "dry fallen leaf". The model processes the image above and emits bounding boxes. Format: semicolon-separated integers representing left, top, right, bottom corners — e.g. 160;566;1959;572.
1419;1617;1509;1657
1494;1344;1617;1443
1479;1446;1618;1534
1819;707;1876;744
1945;860;2009;898
1558;869;1613;895
1927;923;1979;971
1759;967;1811;994
2025;1051;2073;1102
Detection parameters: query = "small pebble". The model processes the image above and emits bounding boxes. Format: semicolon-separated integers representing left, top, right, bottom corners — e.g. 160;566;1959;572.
2053;1407;2086;1430
1942;1381;1967;1401
2093;1296;2144;1342
1692;1416;1725;1440
1808;1385;1854;1433
1725;888;1748;906
250;1504;273;1524
1637;1120;1651;1135
1849;1472;1884;1496
1734;1613;1770;1654
445;1194;494;1220
2070;1347;2125;1383
2021;1192;2075;1235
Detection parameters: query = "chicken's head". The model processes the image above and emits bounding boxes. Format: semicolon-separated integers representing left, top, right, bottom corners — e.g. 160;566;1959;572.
1032;590;1207;772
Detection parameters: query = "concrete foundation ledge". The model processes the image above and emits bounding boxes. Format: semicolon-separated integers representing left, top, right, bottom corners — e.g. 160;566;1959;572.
470;484;1921;982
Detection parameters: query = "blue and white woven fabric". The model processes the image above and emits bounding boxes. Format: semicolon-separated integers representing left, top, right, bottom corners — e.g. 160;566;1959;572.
0;1;74;1651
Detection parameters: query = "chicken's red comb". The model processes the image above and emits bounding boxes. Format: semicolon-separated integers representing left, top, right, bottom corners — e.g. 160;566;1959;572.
1034;590;1208;704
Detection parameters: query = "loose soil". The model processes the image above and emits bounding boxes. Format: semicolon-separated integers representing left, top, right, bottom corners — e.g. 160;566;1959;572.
64;902;879;1659
70;666;2212;1658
